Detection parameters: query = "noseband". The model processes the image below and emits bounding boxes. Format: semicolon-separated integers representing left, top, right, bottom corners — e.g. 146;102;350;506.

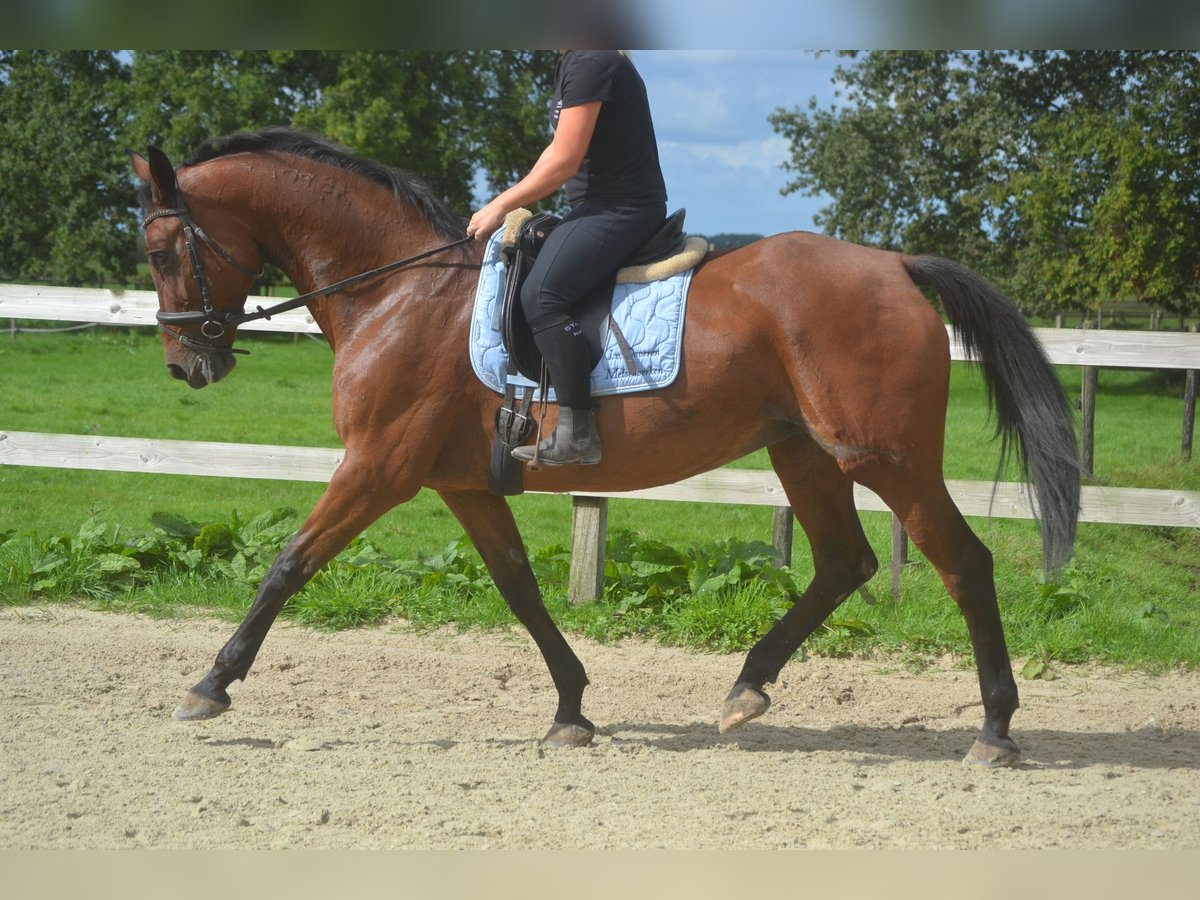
141;188;263;356
141;188;472;358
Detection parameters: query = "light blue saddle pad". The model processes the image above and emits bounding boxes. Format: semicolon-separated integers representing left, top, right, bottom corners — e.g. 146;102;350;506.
469;226;695;402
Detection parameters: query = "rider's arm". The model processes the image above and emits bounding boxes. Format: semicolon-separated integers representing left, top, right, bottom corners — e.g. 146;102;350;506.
467;101;602;239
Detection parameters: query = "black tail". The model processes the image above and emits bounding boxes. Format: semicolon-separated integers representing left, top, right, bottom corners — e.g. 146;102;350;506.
904;255;1080;573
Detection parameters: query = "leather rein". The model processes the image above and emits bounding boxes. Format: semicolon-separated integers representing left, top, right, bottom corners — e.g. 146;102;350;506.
141;188;472;357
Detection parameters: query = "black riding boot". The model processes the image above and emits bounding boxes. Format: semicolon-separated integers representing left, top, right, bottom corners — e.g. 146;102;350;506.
512;316;601;466
512;407;602;466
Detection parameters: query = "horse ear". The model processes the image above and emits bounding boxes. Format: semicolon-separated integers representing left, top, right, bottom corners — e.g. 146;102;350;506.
126;149;151;184
145;146;178;207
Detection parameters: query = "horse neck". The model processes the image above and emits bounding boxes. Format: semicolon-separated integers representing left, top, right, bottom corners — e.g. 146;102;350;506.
211;158;477;348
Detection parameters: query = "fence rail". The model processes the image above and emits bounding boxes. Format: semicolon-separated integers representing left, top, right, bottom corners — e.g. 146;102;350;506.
5;283;1200;368
1;284;321;334
3;428;1197;528
5;283;1200;603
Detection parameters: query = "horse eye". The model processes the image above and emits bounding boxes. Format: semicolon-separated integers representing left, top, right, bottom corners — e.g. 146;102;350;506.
149;250;169;271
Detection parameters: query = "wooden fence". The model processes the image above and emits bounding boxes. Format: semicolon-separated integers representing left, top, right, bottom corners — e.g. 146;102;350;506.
4;283;1200;602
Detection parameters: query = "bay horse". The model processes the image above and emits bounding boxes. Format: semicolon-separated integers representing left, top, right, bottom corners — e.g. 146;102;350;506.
128;128;1079;766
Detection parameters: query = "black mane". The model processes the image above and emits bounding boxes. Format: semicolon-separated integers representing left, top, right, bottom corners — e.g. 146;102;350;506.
177;126;467;241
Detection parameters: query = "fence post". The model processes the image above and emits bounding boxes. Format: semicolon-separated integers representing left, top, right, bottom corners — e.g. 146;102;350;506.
1080;364;1098;479
890;513;909;599
1077;321;1098;480
1184;324;1198;462
568;496;607;604
771;506;793;567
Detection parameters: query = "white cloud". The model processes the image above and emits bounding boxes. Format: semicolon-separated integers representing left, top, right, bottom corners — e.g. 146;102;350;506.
639;50;840;144
661;136;790;174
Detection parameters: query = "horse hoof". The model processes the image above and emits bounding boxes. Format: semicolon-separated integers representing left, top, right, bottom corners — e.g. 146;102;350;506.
719;684;770;733
173;690;230;721
540;721;595;749
963;737;1021;768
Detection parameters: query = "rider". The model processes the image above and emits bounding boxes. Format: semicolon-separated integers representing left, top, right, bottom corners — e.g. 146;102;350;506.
467;50;668;466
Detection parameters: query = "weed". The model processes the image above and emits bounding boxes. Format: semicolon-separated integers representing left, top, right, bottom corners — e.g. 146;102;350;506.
1021;647;1060;681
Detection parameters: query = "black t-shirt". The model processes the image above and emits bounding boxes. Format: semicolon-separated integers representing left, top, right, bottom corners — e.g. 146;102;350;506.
552;51;668;206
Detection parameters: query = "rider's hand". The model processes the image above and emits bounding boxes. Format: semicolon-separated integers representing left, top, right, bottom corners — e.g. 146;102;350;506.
467;201;508;241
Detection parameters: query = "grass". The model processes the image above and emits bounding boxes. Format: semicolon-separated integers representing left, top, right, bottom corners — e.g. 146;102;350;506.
1;327;1198;671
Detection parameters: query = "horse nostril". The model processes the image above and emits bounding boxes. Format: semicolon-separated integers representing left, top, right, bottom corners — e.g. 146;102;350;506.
166;364;188;381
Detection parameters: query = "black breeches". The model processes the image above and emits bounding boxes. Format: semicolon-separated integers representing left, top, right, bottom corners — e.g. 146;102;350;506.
520;198;667;328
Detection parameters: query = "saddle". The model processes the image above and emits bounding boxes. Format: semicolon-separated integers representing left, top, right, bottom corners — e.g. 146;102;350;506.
500;208;691;383
489;208;703;496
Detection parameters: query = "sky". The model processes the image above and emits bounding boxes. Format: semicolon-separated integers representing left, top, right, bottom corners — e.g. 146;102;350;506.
629;50;842;238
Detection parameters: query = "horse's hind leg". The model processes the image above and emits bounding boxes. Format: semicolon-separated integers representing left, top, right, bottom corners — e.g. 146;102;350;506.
175;456;408;720
438;488;593;748
860;469;1020;767
721;435;879;732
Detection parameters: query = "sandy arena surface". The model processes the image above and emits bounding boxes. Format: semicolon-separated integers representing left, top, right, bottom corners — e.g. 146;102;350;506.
0;606;1196;849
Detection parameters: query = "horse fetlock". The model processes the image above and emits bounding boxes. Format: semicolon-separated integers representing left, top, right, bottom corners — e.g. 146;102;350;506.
981;681;1019;726
551;663;590;701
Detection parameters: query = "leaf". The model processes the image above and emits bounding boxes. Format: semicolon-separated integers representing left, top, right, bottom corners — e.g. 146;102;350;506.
242;507;297;538
826;617;874;635
1020;657;1047;679
631;541;688;567
176;549;203;571
616;593;649;615
96;554;140;576
1038;581;1063;600
1020;656;1058;681
31;556;67;577
1139;602;1170;623
693;575;732;596
75;518;109;548
194;524;235;557
150;512;201;541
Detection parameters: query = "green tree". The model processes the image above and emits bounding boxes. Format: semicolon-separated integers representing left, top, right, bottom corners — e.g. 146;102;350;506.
294;51;556;212
465;51;560;203
123;50;556;214
0;51;556;289
771;51;1200;316
770;52;1005;270
0;50;135;285
1007;55;1200;315
122;50;335;162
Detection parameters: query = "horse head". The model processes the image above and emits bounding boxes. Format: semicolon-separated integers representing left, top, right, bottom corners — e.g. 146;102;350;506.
128;146;263;389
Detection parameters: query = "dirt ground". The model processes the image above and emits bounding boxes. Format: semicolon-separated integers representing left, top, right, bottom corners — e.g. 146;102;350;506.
1;606;1197;849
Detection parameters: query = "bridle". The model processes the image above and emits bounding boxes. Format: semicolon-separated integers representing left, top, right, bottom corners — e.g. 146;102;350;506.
141;187;472;357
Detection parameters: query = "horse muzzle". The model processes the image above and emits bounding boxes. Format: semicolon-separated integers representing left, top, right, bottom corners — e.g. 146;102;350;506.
165;347;237;389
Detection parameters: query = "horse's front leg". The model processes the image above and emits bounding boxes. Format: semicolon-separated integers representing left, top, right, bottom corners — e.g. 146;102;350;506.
174;456;411;720
438;489;593;747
